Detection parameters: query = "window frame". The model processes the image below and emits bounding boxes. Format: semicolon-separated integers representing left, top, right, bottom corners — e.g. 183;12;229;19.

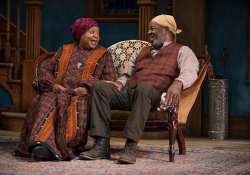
85;0;139;23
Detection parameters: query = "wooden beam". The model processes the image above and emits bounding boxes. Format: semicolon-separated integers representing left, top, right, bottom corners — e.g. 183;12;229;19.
172;0;207;136
245;5;250;85
173;0;207;55
14;0;21;79
165;0;173;15
5;0;11;63
22;0;43;112
137;0;156;41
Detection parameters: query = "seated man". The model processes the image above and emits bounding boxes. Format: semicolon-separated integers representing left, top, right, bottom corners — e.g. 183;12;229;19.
79;15;199;164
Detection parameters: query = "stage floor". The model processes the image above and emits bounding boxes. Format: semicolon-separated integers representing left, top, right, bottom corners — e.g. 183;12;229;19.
109;136;250;152
1;130;250;152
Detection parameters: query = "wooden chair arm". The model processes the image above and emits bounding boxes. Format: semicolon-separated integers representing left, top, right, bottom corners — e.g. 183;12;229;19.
32;81;39;94
168;102;179;124
34;52;55;79
171;46;211;124
207;62;215;80
182;54;210;93
33;52;55;94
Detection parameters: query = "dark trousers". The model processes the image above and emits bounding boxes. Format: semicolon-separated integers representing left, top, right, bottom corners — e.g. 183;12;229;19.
89;81;161;142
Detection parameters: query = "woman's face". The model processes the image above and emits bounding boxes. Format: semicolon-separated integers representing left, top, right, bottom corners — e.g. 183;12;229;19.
79;26;100;50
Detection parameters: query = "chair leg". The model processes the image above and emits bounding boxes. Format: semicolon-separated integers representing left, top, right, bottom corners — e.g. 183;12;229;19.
168;116;178;162
176;129;186;155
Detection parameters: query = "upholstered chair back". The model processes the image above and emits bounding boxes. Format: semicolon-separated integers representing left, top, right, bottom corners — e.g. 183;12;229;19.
107;40;151;80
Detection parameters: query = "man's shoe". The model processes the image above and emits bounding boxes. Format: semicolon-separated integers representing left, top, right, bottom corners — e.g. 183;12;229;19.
79;137;110;160
118;138;137;164
31;145;54;161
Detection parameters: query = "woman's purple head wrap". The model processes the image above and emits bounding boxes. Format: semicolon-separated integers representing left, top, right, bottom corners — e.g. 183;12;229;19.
69;18;99;43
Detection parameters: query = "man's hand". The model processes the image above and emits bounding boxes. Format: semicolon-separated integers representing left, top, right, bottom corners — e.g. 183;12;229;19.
53;84;67;94
163;80;183;108
71;87;88;96
105;81;123;91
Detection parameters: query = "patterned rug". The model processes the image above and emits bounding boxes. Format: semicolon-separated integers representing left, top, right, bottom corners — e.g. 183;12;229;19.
0;136;250;175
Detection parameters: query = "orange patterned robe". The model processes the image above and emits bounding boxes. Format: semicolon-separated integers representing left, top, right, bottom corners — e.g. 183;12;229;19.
14;44;115;160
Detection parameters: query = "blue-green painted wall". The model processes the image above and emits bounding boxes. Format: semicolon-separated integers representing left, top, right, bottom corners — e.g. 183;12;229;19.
206;0;250;116
0;86;12;107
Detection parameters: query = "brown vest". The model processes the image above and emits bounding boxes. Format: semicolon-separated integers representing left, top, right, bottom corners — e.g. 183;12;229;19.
129;42;182;92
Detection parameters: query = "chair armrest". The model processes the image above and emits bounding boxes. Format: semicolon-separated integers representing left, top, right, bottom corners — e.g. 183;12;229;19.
168;103;179;124
32;81;39;94
177;53;211;123
33;52;55;94
34;52;55;79
182;54;210;93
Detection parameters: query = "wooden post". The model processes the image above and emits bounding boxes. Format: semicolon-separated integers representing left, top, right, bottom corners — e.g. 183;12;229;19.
171;0;207;137
14;0;21;79
0;33;2;60
22;0;43;112
165;0;173;15
5;0;11;63
137;0;156;42
172;0;206;55
245;7;250;85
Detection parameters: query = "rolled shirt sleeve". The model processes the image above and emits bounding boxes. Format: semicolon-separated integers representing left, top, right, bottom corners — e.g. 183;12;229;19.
175;46;199;89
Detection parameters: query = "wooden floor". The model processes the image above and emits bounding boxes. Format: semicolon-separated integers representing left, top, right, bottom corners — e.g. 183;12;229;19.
109;136;250;152
1;130;250;152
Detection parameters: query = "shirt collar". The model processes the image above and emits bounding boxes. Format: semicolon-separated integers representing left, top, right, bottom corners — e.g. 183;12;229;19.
151;42;173;54
161;41;172;49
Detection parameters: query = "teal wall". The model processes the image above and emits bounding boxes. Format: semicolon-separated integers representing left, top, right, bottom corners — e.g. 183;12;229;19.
0;86;12;107
0;0;249;117
206;0;250;116
39;0;141;51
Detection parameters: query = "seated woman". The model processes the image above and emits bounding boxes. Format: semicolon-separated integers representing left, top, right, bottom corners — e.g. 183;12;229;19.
14;18;115;161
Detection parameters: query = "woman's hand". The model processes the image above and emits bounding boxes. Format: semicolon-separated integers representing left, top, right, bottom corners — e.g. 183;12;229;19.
53;84;67;94
71;87;87;96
